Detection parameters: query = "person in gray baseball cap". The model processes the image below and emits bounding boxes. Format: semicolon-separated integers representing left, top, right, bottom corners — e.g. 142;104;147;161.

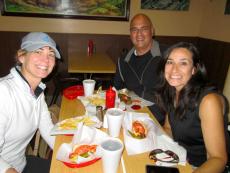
0;32;59;173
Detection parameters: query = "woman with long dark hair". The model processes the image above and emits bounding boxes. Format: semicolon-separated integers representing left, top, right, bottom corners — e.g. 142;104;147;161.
154;42;229;172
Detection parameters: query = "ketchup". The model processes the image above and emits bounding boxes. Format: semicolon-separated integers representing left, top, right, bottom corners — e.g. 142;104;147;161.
105;86;116;109
131;104;141;110
87;40;94;56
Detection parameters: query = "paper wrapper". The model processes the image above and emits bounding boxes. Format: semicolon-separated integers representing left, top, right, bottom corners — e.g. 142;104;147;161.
122;112;158;155
56;122;109;164
122;112;187;166
117;89;154;111
78;88;154;115
127;91;154;106
78;93;105;115
78;91;120;115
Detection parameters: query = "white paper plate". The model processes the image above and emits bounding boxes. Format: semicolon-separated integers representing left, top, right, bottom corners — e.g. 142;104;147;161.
50;115;102;135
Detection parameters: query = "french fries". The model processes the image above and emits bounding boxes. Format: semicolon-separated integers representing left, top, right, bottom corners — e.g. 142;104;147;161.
58;116;96;130
88;96;105;106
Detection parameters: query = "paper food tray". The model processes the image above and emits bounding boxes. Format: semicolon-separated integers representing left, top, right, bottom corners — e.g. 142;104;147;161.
117;90;154;111
122;112;158;155
56;124;109;167
50;115;102;135
122;112;187;166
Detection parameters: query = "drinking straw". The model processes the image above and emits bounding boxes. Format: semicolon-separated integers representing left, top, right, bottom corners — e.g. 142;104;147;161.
121;156;127;173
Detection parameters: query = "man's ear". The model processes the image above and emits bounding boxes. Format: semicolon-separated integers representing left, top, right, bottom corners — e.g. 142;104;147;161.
152;26;155;36
192;66;196;75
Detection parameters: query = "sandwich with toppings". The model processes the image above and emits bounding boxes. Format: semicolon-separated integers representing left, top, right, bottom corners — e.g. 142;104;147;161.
128;120;147;139
69;144;97;163
118;93;132;105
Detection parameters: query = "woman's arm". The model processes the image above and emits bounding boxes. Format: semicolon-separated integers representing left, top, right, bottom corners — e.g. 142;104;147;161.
194;93;227;173
38;94;55;149
0;86;17;173
163;114;173;137
6;168;19;173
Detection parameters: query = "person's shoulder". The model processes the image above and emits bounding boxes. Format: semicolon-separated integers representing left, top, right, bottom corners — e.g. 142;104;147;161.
200;92;223;110
0;74;15;93
150;55;162;64
118;54;126;61
0;81;11;95
0;79;14;109
154;55;162;59
202;92;222;101
192;85;217;105
120;48;129;58
199;92;225;122
0;75;10;86
198;85;217;97
121;47;135;60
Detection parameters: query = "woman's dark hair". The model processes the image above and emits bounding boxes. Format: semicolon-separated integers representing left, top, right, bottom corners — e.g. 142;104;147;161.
154;42;211;119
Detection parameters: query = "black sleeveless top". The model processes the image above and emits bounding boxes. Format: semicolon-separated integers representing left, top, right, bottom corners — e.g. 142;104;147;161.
168;88;230;167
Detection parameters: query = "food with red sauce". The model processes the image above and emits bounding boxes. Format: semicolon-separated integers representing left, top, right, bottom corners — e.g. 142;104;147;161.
118;93;132;105
128;120;147;139
69;144;97;162
131;104;141;110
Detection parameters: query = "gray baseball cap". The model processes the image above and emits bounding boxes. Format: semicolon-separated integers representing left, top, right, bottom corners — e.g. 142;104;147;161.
20;32;61;59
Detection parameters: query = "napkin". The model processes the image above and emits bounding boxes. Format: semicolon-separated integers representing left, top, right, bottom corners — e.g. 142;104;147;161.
56;122;108;164
116;89;154;111
128;91;154;107
122;112;158;155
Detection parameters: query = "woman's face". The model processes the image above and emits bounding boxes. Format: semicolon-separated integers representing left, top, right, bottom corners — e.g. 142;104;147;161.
18;46;55;85
164;48;195;92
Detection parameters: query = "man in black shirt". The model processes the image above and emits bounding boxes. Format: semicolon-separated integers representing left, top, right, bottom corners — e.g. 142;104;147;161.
114;13;164;125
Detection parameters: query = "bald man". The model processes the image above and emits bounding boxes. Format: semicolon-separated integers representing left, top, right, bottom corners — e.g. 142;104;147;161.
114;13;164;124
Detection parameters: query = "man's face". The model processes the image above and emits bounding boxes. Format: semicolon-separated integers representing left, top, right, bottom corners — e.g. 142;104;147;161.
130;16;154;55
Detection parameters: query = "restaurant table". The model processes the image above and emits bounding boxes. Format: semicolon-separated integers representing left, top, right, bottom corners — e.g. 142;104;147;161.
68;52;116;78
49;97;193;173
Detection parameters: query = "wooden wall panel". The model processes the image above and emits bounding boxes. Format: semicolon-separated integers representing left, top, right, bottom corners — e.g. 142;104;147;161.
0;32;24;76
197;38;230;90
0;32;229;93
